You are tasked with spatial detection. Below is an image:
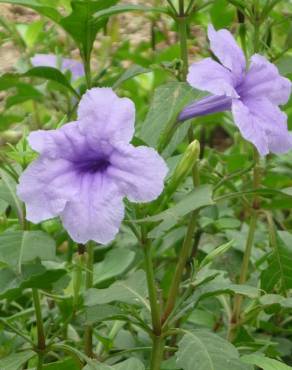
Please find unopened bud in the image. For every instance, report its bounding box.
[168,140,200,193]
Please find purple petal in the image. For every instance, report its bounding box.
[267,131,292,154]
[232,100,269,156]
[61,57,85,80]
[242,97,288,134]
[238,54,291,105]
[179,95,232,122]
[31,54,58,69]
[208,24,246,82]
[31,53,84,81]
[107,143,168,202]
[242,97,292,155]
[60,176,124,244]
[17,157,78,223]
[232,98,292,156]
[28,122,89,160]
[187,58,239,98]
[77,88,135,144]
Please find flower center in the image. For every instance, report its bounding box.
[74,157,111,174]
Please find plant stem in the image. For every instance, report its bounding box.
[162,213,196,324]
[84,56,91,89]
[84,241,94,358]
[37,353,44,370]
[32,288,46,351]
[177,0,188,80]
[144,241,161,335]
[231,212,257,322]
[142,235,164,370]
[150,334,165,370]
[228,149,261,341]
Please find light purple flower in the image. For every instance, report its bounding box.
[179,25,292,156]
[17,88,168,244]
[31,54,84,81]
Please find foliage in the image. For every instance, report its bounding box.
[0,0,292,370]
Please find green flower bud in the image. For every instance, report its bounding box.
[168,140,200,193]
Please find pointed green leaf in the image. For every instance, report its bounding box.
[0,350,36,370]
[241,354,292,370]
[0,230,56,273]
[85,270,149,310]
[176,330,253,370]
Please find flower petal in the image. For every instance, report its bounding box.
[239,54,291,105]
[243,97,292,154]
[31,54,84,81]
[207,24,246,81]
[187,58,238,98]
[77,88,135,143]
[232,100,269,156]
[31,54,58,68]
[60,175,124,244]
[179,95,232,122]
[28,122,88,160]
[107,144,168,202]
[17,157,78,223]
[243,97,288,134]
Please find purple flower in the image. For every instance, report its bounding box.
[17,88,168,244]
[31,54,84,81]
[179,25,292,156]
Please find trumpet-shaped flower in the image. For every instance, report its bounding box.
[17,88,168,244]
[31,54,84,81]
[179,25,292,156]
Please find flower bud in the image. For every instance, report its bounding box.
[168,140,200,193]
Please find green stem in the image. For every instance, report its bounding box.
[162,213,196,324]
[231,212,258,320]
[150,335,165,370]
[177,0,188,80]
[37,353,44,370]
[84,57,91,89]
[228,148,261,341]
[32,288,46,370]
[144,242,161,336]
[142,235,164,370]
[84,242,94,358]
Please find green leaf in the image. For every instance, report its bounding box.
[23,67,79,97]
[113,64,151,89]
[176,330,253,370]
[0,230,56,273]
[0,350,36,370]
[210,0,235,28]
[147,185,213,238]
[0,261,66,299]
[84,358,145,370]
[139,82,201,154]
[0,0,61,22]
[85,304,124,325]
[43,358,81,370]
[241,354,292,370]
[277,56,292,76]
[60,0,118,60]
[85,270,149,310]
[0,169,24,223]
[261,231,292,293]
[259,294,292,309]
[94,4,170,19]
[94,248,135,285]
